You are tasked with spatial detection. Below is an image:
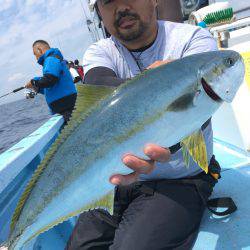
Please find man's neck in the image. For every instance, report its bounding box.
[129,39,155,52]
[120,22,158,52]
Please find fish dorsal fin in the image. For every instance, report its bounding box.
[10,84,115,233]
[180,129,209,173]
[60,84,115,138]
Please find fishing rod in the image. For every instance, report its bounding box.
[0,86,25,99]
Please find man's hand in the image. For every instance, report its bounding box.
[147,60,173,70]
[109,144,170,186]
[0,246,8,250]
[25,81,33,89]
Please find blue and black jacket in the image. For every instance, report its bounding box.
[32,48,77,114]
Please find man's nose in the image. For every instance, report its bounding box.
[115,0,132,13]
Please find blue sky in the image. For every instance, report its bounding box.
[0,0,93,105]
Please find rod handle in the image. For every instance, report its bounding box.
[13,86,25,93]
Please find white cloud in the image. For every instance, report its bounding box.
[8,73,25,82]
[25,0,44,7]
[0,0,15,12]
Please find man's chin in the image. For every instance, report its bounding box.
[117,28,143,42]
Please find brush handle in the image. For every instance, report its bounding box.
[188,2,230,24]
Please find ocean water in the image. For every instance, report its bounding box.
[0,95,52,154]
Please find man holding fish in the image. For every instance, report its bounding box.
[66,0,228,249]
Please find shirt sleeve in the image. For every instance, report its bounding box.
[32,76,44,94]
[183,28,218,57]
[82,42,116,75]
[84,66,125,87]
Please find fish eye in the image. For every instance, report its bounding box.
[225,58,235,67]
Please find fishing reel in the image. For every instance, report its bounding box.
[25,89,37,99]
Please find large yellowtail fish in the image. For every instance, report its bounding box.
[5,50,245,249]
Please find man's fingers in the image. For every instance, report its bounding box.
[144,143,170,162]
[147,60,173,69]
[109,144,171,186]
[122,154,155,174]
[109,172,139,186]
[121,144,170,175]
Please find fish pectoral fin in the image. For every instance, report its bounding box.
[180,129,209,173]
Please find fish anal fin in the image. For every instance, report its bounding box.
[23,191,114,247]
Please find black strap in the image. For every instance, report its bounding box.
[189,155,237,217]
[169,118,211,154]
[207,197,237,216]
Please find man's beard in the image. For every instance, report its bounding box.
[114,10,148,42]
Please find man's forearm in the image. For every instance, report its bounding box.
[84,67,126,87]
[32,74,59,88]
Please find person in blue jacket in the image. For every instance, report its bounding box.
[25,40,77,122]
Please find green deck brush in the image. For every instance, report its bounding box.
[198,7,234,28]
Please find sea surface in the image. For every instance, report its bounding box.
[0,96,52,154]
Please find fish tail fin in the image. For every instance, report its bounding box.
[180,129,209,173]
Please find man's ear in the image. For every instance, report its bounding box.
[37,48,42,54]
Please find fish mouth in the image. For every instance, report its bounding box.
[201,77,222,102]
